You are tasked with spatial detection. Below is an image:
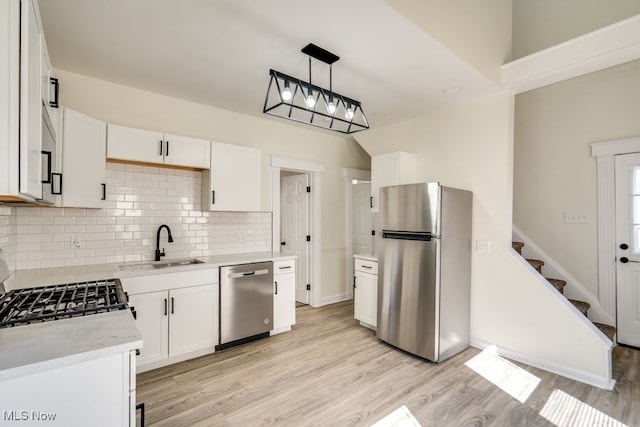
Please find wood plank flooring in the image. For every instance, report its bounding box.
[137,301,640,426]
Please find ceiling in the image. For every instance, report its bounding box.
[38,0,499,134]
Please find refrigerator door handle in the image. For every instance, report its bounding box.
[381,230,435,241]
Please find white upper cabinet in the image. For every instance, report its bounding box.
[19,0,43,200]
[371,151,416,213]
[163,133,211,169]
[1,0,56,203]
[61,108,107,208]
[107,124,210,169]
[202,142,261,212]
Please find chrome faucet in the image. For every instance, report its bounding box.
[155,224,174,261]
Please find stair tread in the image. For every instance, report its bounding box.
[526,258,544,273]
[569,299,591,316]
[512,241,524,255]
[546,278,566,294]
[593,322,617,341]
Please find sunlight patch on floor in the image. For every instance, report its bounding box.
[540,389,627,427]
[372,405,422,427]
[464,345,540,403]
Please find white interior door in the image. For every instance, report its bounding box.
[615,152,640,347]
[281,173,309,304]
[352,182,373,255]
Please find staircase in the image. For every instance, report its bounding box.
[512,241,617,341]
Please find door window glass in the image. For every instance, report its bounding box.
[632,167,640,253]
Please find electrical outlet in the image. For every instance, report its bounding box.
[564,213,592,224]
[476,240,490,253]
[70,236,81,248]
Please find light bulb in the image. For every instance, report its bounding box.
[306,91,316,108]
[345,108,355,120]
[281,81,292,101]
[326,95,336,115]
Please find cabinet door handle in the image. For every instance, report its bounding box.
[51,173,62,195]
[159,140,164,156]
[278,265,291,270]
[370,196,373,208]
[41,151,52,184]
[164,298,168,316]
[353,276,357,289]
[101,183,106,200]
[166,140,169,157]
[361,265,373,269]
[49,78,60,108]
[274,281,278,295]
[171,297,175,314]
[212,190,215,204]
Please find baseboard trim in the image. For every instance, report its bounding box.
[318,293,350,307]
[470,338,615,390]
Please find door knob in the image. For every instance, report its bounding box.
[620,243,629,250]
[619,257,640,263]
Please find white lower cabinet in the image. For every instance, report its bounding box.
[354,256,378,329]
[272,258,296,334]
[0,352,133,427]
[121,268,219,372]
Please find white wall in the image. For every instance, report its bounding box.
[386,0,512,82]
[514,59,640,298]
[355,92,612,388]
[513,0,640,59]
[55,70,371,300]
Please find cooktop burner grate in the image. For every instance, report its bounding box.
[0,279,128,328]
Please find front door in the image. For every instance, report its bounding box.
[615,152,640,347]
[281,173,310,304]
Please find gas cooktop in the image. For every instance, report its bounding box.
[0,279,128,329]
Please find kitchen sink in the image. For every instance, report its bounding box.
[119,258,205,271]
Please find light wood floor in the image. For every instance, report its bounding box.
[137,301,640,426]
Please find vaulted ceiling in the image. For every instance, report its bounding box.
[38,0,499,132]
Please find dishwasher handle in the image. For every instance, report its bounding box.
[227,269,270,279]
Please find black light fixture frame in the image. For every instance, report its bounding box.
[263,43,369,134]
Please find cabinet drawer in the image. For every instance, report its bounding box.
[355,259,378,275]
[274,259,296,274]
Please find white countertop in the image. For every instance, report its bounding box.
[4,251,297,290]
[354,253,378,262]
[0,251,296,381]
[0,310,142,381]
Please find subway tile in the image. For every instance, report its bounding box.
[11,164,272,270]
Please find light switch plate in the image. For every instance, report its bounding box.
[564,213,592,224]
[476,240,490,253]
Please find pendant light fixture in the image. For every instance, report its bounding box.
[263,43,369,134]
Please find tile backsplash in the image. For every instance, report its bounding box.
[13,163,272,270]
[0,207,17,272]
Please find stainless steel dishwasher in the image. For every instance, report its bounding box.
[219,262,274,348]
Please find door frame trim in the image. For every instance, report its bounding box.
[344,168,371,300]
[591,136,640,321]
[271,155,324,307]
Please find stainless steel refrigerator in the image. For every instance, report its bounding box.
[377,182,472,363]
